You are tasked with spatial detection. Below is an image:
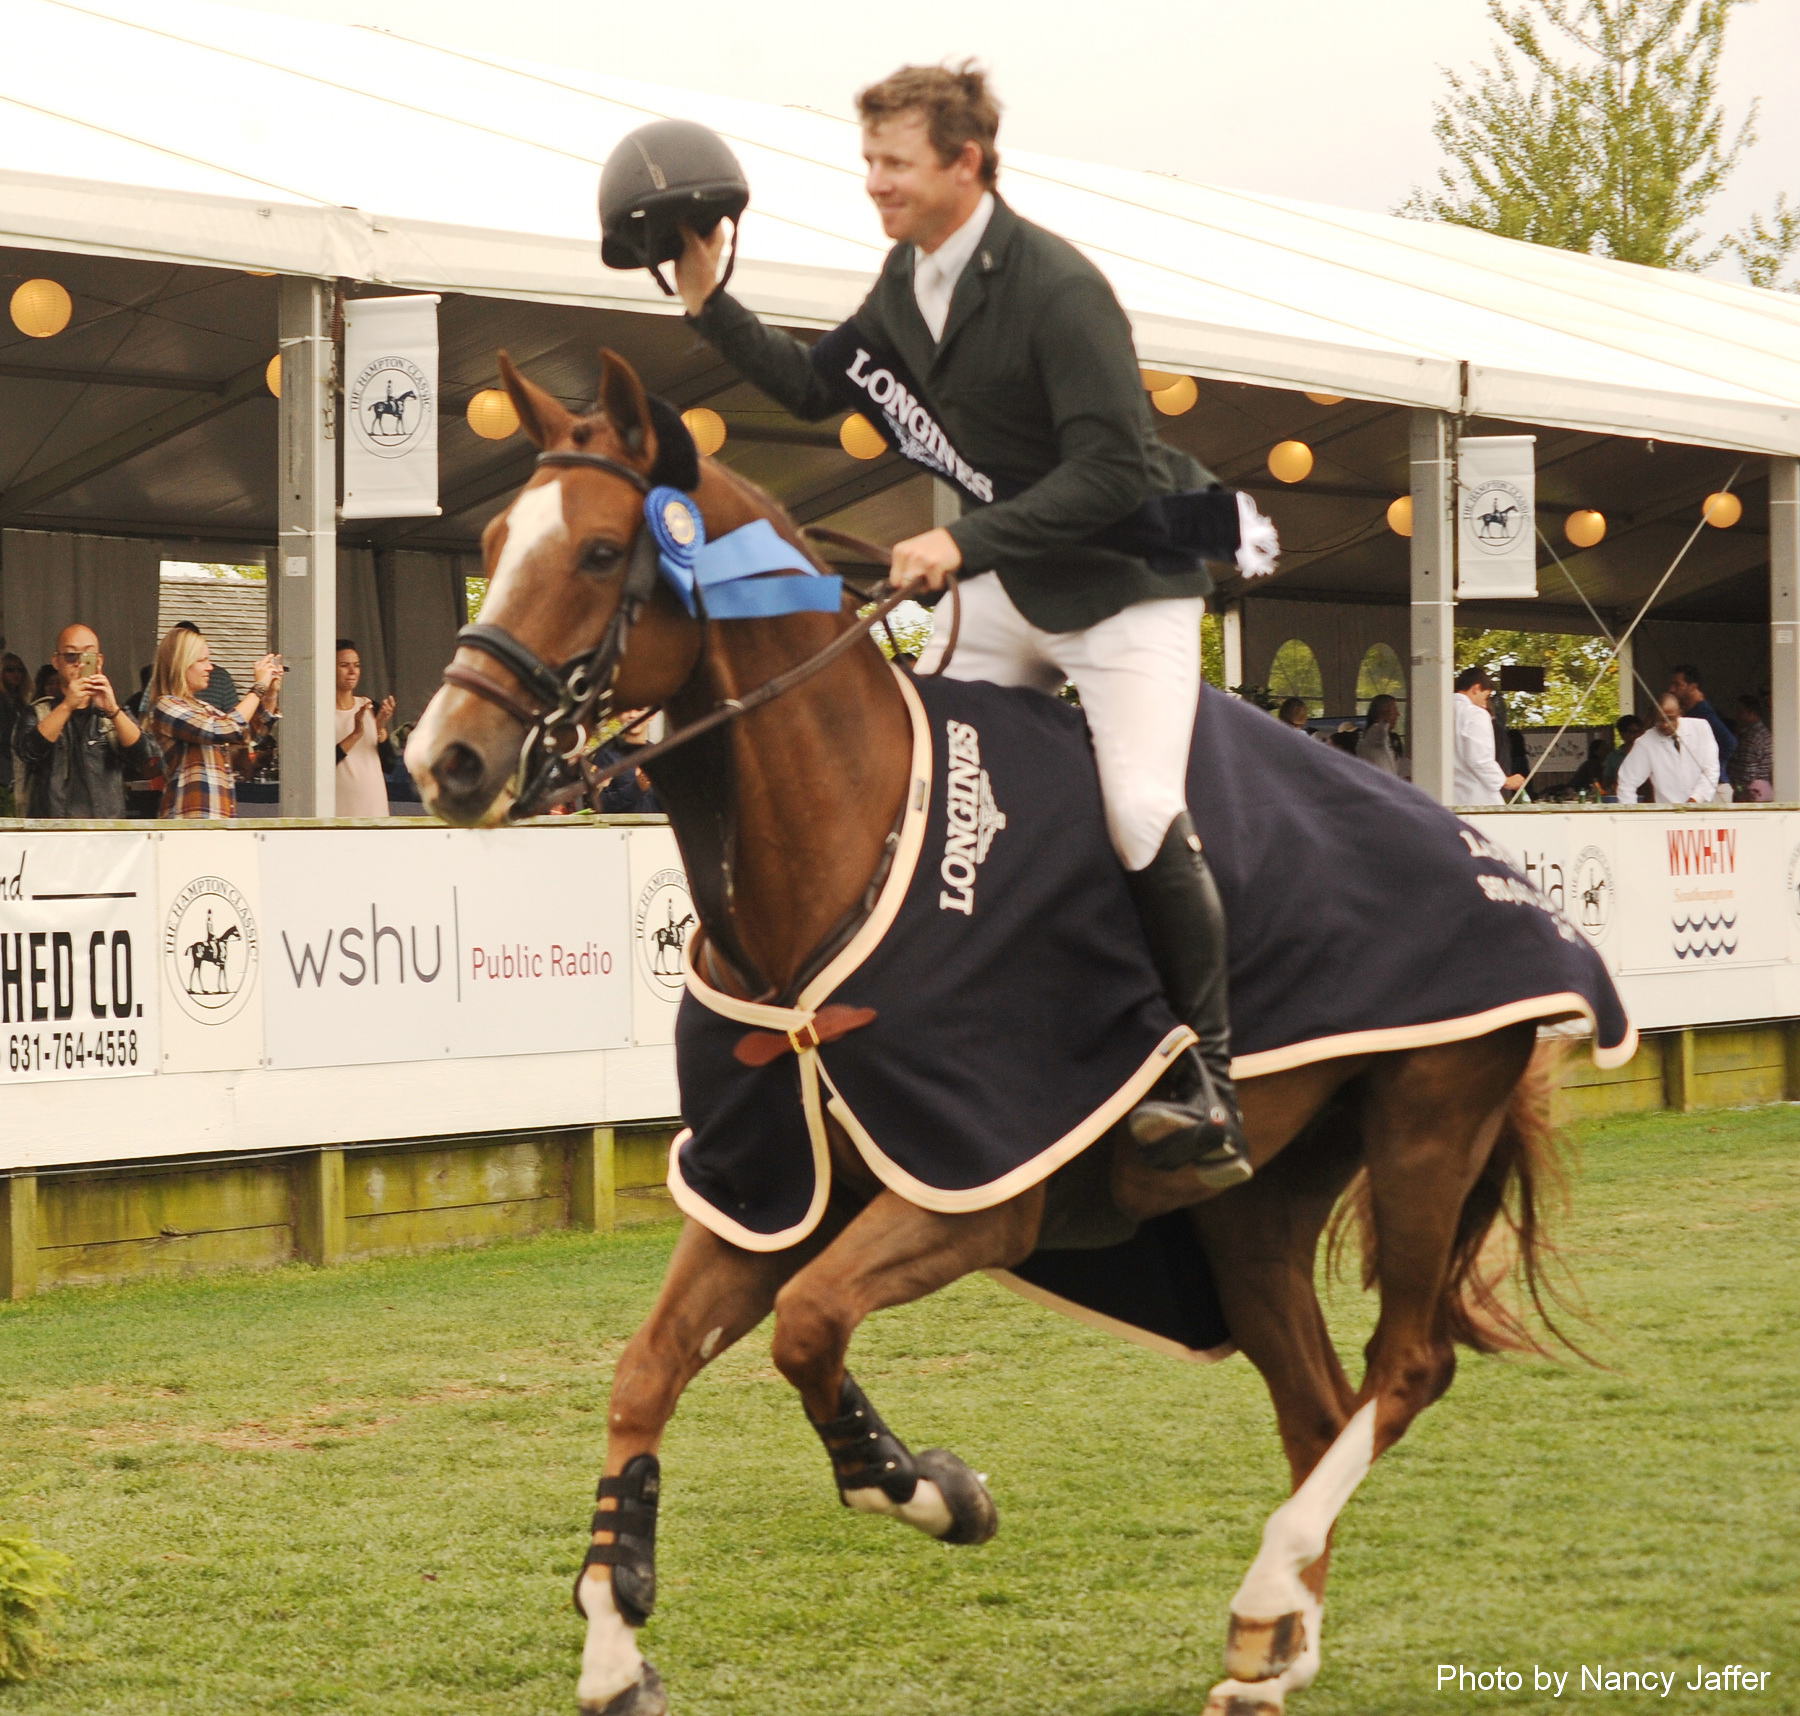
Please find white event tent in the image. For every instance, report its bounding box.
[3,0,1799,808]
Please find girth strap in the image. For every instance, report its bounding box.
[578,1453,661,1626]
[733,1003,878,1067]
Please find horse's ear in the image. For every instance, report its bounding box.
[496,351,572,449]
[598,347,657,469]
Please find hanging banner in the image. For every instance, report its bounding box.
[1457,435,1537,600]
[341,294,441,521]
[0,831,158,1085]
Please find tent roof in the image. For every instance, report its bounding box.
[5,0,1800,457]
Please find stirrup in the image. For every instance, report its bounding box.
[1128,1050,1252,1186]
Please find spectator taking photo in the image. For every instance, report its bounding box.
[11,623,150,819]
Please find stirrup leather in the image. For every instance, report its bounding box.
[808,1373,919,1504]
[577,1453,660,1625]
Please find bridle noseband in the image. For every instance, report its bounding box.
[440,448,922,819]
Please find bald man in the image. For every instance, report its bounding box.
[13,623,149,818]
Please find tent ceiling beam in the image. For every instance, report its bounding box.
[0,358,269,522]
[0,360,227,393]
[787,460,916,526]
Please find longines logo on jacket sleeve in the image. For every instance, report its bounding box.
[164,875,258,1025]
[938,720,1007,916]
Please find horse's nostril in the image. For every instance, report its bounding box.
[433,741,486,799]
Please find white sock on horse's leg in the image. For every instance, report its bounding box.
[576,1571,644,1709]
[844,1476,954,1537]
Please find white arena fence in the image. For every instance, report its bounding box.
[2,810,1797,1174]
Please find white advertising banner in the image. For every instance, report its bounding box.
[627,824,694,1047]
[341,293,441,520]
[1457,434,1537,600]
[0,831,157,1085]
[259,827,632,1069]
[154,829,264,1075]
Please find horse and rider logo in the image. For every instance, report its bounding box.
[349,356,434,459]
[1571,844,1614,943]
[1461,480,1530,553]
[635,868,696,999]
[163,874,259,1025]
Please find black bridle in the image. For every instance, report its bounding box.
[441,449,920,820]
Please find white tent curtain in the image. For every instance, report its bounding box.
[0,529,161,690]
[386,549,469,727]
[334,547,388,703]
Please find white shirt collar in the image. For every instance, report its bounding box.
[913,192,995,340]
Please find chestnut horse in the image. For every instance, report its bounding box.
[408,351,1570,1716]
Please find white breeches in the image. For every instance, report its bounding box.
[916,573,1202,872]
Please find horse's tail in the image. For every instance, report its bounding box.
[1329,1038,1593,1360]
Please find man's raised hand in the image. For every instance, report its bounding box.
[675,223,730,317]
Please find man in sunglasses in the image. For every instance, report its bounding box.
[12,622,150,818]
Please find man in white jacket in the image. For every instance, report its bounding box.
[1453,667,1526,805]
[1615,694,1720,804]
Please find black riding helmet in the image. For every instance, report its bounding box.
[599,120,748,296]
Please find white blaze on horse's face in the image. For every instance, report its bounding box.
[491,477,567,594]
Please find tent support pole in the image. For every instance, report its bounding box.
[277,276,338,819]
[1771,457,1800,804]
[1409,409,1457,804]
[1220,599,1243,692]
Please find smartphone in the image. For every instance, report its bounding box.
[77,648,98,677]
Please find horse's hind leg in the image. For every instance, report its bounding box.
[1204,1028,1536,1716]
[577,1219,797,1716]
[769,1185,1042,1546]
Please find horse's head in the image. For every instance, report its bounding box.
[408,348,703,826]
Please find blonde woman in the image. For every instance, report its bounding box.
[146,625,283,818]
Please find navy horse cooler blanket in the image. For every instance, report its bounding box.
[668,670,1634,1362]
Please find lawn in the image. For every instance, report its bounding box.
[0,1106,1796,1716]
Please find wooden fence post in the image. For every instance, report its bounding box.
[1,1172,40,1301]
[295,1148,347,1266]
[1786,1022,1800,1103]
[571,1127,616,1233]
[1663,1029,1697,1114]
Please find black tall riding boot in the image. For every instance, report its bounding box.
[1124,812,1253,1188]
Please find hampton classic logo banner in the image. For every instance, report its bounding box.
[1456,435,1537,601]
[341,293,442,521]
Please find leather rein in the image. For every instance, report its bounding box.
[440,449,954,819]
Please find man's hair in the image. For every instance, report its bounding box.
[1618,713,1645,734]
[856,62,1001,187]
[336,638,359,654]
[1454,667,1492,693]
[1670,663,1701,684]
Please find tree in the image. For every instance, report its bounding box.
[1455,627,1622,726]
[1400,0,1798,288]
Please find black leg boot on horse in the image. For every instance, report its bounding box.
[1125,811,1253,1188]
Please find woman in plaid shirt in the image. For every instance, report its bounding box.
[146,626,284,818]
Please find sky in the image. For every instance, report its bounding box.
[223,0,1799,256]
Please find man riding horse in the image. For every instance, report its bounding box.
[660,63,1252,1190]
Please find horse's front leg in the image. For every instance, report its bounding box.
[577,1218,795,1716]
[769,1185,1042,1546]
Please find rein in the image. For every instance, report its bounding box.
[441,450,936,818]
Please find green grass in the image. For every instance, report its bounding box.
[1,1107,1796,1716]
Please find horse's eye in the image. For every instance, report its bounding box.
[580,541,624,576]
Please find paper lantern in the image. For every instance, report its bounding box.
[1268,440,1314,483]
[839,414,887,460]
[10,278,72,339]
[265,353,282,398]
[1702,491,1742,529]
[242,269,277,278]
[1565,509,1606,548]
[1151,375,1198,415]
[1304,391,1344,406]
[1140,368,1181,392]
[681,406,727,457]
[467,389,521,440]
[1386,495,1413,537]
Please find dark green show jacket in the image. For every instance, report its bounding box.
[688,195,1216,634]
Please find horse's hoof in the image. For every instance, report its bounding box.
[1225,1610,1308,1682]
[580,1663,667,1716]
[1204,1678,1285,1716]
[915,1448,998,1546]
